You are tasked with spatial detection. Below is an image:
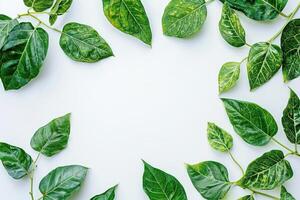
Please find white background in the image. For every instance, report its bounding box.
[1,0,300,199]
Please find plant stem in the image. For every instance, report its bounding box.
[28,153,41,200]
[245,43,252,48]
[251,189,280,200]
[272,138,295,153]
[228,151,245,175]
[240,57,248,64]
[29,174,35,200]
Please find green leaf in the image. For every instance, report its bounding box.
[280,186,295,200]
[162,0,207,38]
[247,42,283,90]
[24,0,55,12]
[220,0,288,21]
[0,15,18,49]
[90,185,117,200]
[281,19,300,81]
[60,22,113,63]
[238,150,293,190]
[187,161,231,200]
[222,98,278,146]
[218,62,240,94]
[39,165,88,200]
[219,2,245,47]
[143,160,187,200]
[0,22,49,90]
[102,0,152,45]
[238,195,255,200]
[207,122,233,152]
[0,142,32,179]
[49,0,73,25]
[282,89,300,145]
[30,113,71,157]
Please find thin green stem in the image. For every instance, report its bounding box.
[29,174,34,200]
[272,138,295,153]
[251,189,280,200]
[245,43,252,48]
[240,57,248,64]
[205,0,215,4]
[28,153,41,200]
[279,12,289,18]
[228,151,245,175]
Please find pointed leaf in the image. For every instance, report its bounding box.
[0,15,18,49]
[24,0,55,12]
[90,185,117,200]
[218,62,240,94]
[280,186,295,200]
[238,195,255,200]
[207,122,233,152]
[49,0,73,25]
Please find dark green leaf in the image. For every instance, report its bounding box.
[238,150,293,190]
[0,15,18,49]
[143,160,187,200]
[39,165,88,200]
[0,142,32,179]
[238,195,255,200]
[247,42,283,90]
[220,0,288,21]
[187,161,231,200]
[30,113,71,157]
[49,0,73,25]
[281,19,300,81]
[218,62,240,94]
[90,185,117,200]
[162,0,207,38]
[24,0,55,12]
[0,22,49,90]
[60,22,113,63]
[219,2,245,47]
[207,122,233,152]
[102,0,152,45]
[280,186,295,200]
[222,98,278,146]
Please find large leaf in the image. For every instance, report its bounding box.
[39,165,88,200]
[238,150,293,190]
[0,22,49,90]
[219,2,245,47]
[0,15,18,49]
[0,142,32,179]
[220,0,288,21]
[218,62,240,94]
[280,186,295,200]
[162,0,207,38]
[49,0,73,25]
[281,19,300,81]
[207,122,233,152]
[102,0,152,45]
[187,161,231,200]
[247,42,283,90]
[222,98,278,146]
[23,0,55,12]
[60,22,113,63]
[143,161,187,200]
[238,195,254,200]
[30,113,71,157]
[90,185,117,200]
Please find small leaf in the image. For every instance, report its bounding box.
[238,150,293,190]
[207,122,233,152]
[247,42,283,90]
[90,185,117,200]
[238,195,255,200]
[0,15,18,49]
[60,22,113,63]
[0,22,49,90]
[187,161,231,200]
[222,98,278,146]
[49,0,73,25]
[0,142,32,179]
[23,0,55,12]
[219,2,245,47]
[281,19,300,81]
[30,113,71,157]
[280,186,295,200]
[39,165,88,200]
[102,0,152,45]
[162,0,207,38]
[218,62,240,94]
[143,160,187,200]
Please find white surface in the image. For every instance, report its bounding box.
[1,0,300,199]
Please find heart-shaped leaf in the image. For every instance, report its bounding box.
[49,0,73,25]
[90,185,117,200]
[238,195,255,200]
[218,62,240,94]
[0,15,18,49]
[280,186,295,200]
[207,122,233,152]
[23,0,55,12]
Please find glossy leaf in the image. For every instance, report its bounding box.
[49,0,73,25]
[0,15,18,49]
[219,2,245,47]
[187,161,231,200]
[207,122,233,152]
[0,142,32,179]
[162,0,207,38]
[39,165,88,200]
[90,185,117,200]
[143,161,187,200]
[220,0,288,21]
[0,22,49,90]
[238,195,255,200]
[218,62,240,94]
[281,19,300,81]
[280,186,295,200]
[24,0,55,12]
[60,22,113,63]
[222,98,278,146]
[102,0,152,45]
[30,113,71,157]
[247,42,283,90]
[238,150,293,190]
